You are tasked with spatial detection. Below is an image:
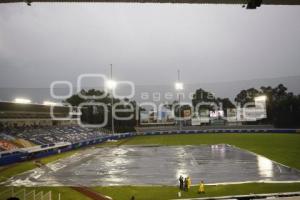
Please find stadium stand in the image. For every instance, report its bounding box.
[14,138,36,148]
[0,125,109,145]
[0,140,18,151]
[0,101,113,152]
[0,101,74,128]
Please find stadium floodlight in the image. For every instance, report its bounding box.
[14,98,31,104]
[106,79,117,90]
[43,101,57,106]
[175,82,184,91]
[107,64,117,134]
[175,70,184,130]
[255,95,267,102]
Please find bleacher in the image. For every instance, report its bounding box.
[0,125,110,146]
[0,101,115,152]
[0,140,18,151]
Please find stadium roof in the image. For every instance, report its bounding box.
[0,101,71,120]
[1,0,300,5]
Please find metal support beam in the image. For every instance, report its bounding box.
[1,0,300,6]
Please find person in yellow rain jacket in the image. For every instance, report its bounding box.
[187,177,192,191]
[198,180,205,194]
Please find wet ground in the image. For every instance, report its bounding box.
[4,144,300,186]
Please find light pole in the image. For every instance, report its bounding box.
[106,64,117,134]
[14,98,32,104]
[175,70,183,130]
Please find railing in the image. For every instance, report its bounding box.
[0,188,58,200]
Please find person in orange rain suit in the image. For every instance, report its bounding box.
[187,177,192,191]
[198,180,205,194]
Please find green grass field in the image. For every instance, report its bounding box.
[0,186,91,200]
[122,133,300,169]
[0,148,84,183]
[1,133,300,200]
[94,183,300,200]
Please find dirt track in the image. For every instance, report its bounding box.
[71,186,112,200]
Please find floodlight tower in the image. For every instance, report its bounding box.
[43,101,57,106]
[175,70,183,130]
[106,64,117,134]
[14,98,32,104]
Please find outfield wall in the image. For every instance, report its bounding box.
[0,129,299,166]
[141,128,300,135]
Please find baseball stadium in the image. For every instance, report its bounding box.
[1,1,300,200]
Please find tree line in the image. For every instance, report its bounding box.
[65,84,300,130]
[234,84,300,128]
[65,89,139,132]
[192,84,300,128]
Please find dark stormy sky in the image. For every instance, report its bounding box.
[0,3,300,102]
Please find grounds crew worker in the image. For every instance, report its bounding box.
[198,180,205,194]
[184,178,188,191]
[187,177,191,191]
[179,175,184,190]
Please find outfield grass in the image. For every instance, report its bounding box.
[0,148,83,182]
[91,133,300,200]
[94,183,300,200]
[0,186,91,200]
[122,133,300,170]
[1,133,300,200]
[0,140,126,183]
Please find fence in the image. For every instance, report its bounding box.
[0,188,60,200]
